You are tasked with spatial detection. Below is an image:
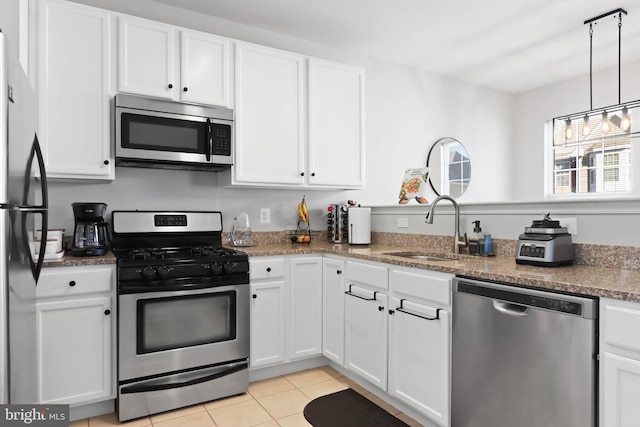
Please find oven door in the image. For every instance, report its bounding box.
[118,283,249,382]
[115,107,233,166]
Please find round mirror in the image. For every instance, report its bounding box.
[426,137,471,198]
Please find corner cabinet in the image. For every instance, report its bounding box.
[322,256,346,365]
[307,59,364,188]
[34,0,115,180]
[224,44,365,189]
[289,256,323,360]
[36,265,116,406]
[118,16,230,107]
[600,298,640,427]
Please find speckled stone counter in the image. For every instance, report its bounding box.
[44,232,640,302]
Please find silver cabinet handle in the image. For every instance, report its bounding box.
[493,300,529,317]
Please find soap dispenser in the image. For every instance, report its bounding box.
[469,220,483,255]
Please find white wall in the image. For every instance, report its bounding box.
[48,0,514,234]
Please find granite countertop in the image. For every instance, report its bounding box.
[44,241,640,303]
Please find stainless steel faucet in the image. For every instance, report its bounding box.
[425,195,469,254]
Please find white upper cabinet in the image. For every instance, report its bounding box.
[180,30,230,106]
[118,16,230,107]
[35,0,115,180]
[231,42,305,186]
[225,43,365,189]
[308,59,364,188]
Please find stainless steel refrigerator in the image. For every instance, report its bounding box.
[0,30,48,404]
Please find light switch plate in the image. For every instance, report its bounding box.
[397,218,409,228]
[559,217,577,235]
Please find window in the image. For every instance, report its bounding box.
[441,141,470,197]
[549,107,636,197]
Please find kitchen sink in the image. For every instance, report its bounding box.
[382,251,457,261]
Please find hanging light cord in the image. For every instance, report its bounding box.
[589,23,593,110]
[618,12,622,104]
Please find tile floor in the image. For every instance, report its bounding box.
[71,366,422,427]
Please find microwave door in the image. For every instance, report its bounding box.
[116,108,211,164]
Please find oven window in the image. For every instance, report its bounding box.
[121,113,207,153]
[137,291,236,354]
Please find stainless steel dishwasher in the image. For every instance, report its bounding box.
[452,277,598,427]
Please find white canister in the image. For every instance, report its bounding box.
[348,207,371,245]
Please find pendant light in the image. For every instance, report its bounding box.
[556,8,635,138]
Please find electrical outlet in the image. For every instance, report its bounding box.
[259,208,270,224]
[397,218,409,228]
[559,217,578,235]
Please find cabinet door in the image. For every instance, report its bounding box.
[289,257,323,360]
[389,297,450,426]
[180,30,230,107]
[323,257,345,365]
[603,352,640,427]
[308,59,364,188]
[37,0,114,179]
[344,286,388,390]
[118,16,176,99]
[37,296,112,405]
[250,281,287,368]
[233,43,305,185]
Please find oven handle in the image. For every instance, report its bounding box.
[120,361,248,394]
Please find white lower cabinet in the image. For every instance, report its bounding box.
[289,256,323,360]
[344,260,389,390]
[36,265,115,406]
[249,257,287,368]
[345,284,388,390]
[601,298,640,427]
[322,257,345,365]
[388,297,450,426]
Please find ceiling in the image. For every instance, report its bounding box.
[151,0,640,94]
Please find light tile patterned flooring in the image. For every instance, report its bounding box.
[71,366,422,427]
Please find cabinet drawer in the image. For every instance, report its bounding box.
[346,261,388,290]
[37,266,114,298]
[390,268,452,306]
[250,258,286,280]
[603,300,640,352]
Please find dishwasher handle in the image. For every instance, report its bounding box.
[493,300,529,316]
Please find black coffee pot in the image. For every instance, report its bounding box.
[71,202,110,256]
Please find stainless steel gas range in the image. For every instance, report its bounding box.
[111,211,249,422]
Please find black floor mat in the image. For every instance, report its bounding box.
[303,388,410,427]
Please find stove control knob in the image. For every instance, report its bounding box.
[156,265,171,278]
[223,262,237,274]
[141,266,156,280]
[210,263,223,274]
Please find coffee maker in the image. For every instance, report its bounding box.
[71,202,110,256]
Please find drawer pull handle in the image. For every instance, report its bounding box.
[378,306,384,312]
[104,309,111,315]
[266,267,271,272]
[252,294,257,299]
[69,281,76,287]
[336,270,342,275]
[395,299,440,321]
[344,285,377,301]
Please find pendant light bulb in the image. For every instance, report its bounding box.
[621,106,631,131]
[602,111,610,134]
[582,114,591,136]
[564,119,573,140]
[564,119,573,139]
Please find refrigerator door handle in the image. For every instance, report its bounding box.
[21,134,48,283]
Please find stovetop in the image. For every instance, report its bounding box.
[114,245,245,264]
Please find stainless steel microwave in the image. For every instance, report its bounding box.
[115,94,234,171]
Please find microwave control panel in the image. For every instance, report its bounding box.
[211,124,232,156]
